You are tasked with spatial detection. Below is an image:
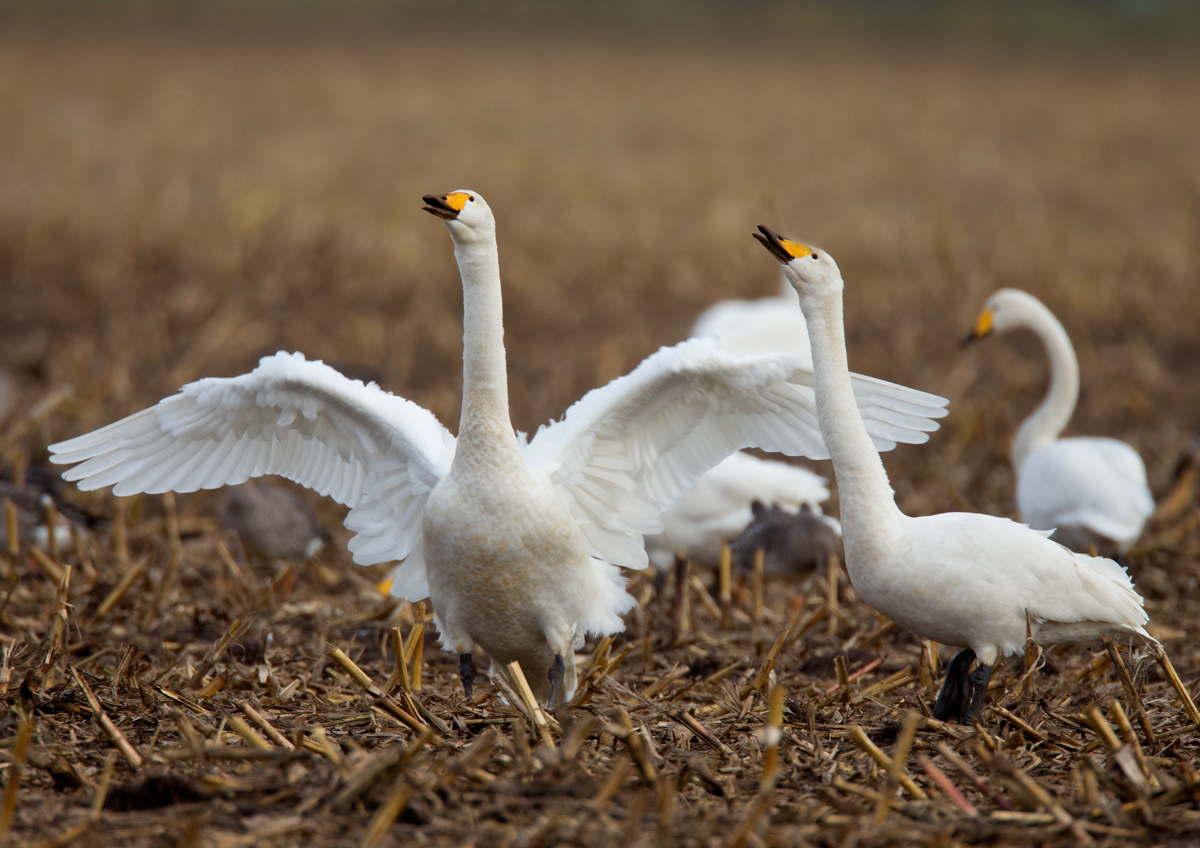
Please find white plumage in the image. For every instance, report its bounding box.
[755,226,1154,724]
[966,289,1154,553]
[50,190,949,704]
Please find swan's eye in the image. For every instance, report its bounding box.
[811,253,819,260]
[468,196,475,202]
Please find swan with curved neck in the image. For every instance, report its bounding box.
[755,226,1154,724]
[48,191,952,705]
[964,289,1153,554]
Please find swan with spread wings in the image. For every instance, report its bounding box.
[51,191,948,703]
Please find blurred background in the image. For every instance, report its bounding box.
[2,0,1199,528]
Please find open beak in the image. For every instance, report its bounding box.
[422,192,468,220]
[754,225,814,263]
[960,309,995,348]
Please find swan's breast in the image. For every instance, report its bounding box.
[422,467,591,652]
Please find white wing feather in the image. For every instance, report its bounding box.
[524,338,948,571]
[50,352,456,597]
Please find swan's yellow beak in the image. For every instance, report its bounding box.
[422,192,470,220]
[961,308,995,347]
[754,225,814,264]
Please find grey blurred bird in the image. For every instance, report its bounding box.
[730,500,842,580]
[220,481,328,561]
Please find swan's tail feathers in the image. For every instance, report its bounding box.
[1133,625,1159,647]
[1080,551,1138,590]
[1073,550,1155,638]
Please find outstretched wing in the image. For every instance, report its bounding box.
[50,352,456,596]
[523,338,947,570]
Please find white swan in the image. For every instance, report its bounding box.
[47,190,951,705]
[754,226,1155,724]
[964,289,1154,555]
[691,273,812,363]
[646,273,827,569]
[645,451,831,570]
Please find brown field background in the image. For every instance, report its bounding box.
[3,15,1200,848]
[4,27,1200,517]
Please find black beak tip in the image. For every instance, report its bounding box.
[422,194,457,219]
[753,225,792,264]
[959,332,980,349]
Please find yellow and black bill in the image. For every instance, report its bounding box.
[422,192,470,220]
[754,225,815,264]
[961,308,995,347]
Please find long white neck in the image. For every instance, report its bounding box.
[451,231,518,460]
[1010,301,1079,468]
[798,285,905,570]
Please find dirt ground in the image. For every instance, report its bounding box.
[2,20,1200,848]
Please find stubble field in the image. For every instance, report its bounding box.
[2,23,1200,848]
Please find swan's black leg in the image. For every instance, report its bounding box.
[932,648,976,723]
[548,654,566,706]
[962,662,993,726]
[459,653,475,699]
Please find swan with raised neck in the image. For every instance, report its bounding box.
[42,189,957,707]
[420,190,594,704]
[755,226,1155,724]
[750,229,901,575]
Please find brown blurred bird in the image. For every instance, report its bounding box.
[730,500,842,580]
[220,481,328,561]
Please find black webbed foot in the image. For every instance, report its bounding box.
[962,662,993,725]
[932,648,977,723]
[548,654,566,707]
[459,653,475,699]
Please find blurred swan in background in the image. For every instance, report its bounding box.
[691,273,812,362]
[757,227,1154,725]
[0,466,94,553]
[964,289,1154,556]
[49,191,949,704]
